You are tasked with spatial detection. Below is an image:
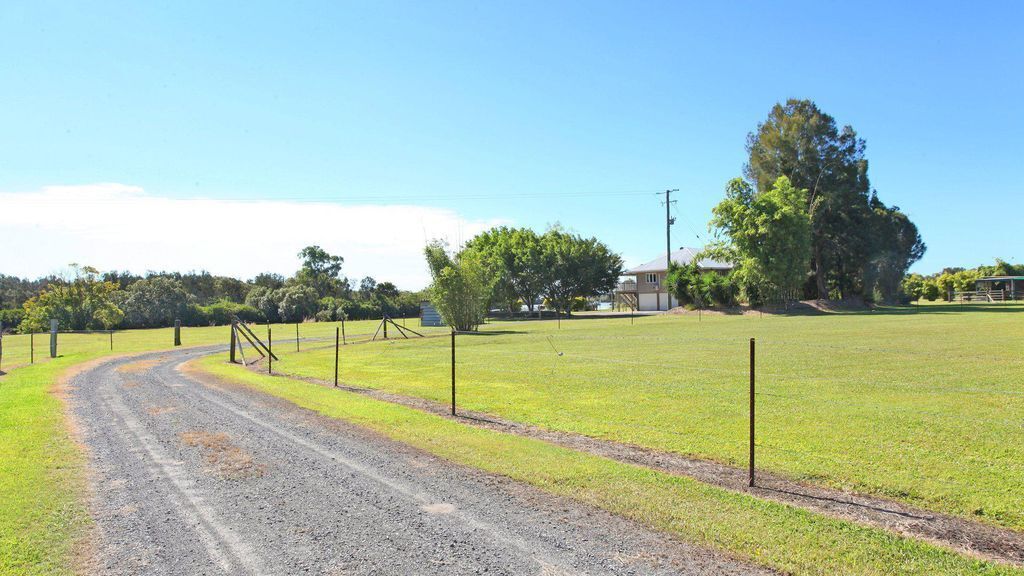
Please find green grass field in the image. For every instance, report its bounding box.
[197,353,1021,576]
[2,307,1020,574]
[263,305,1024,531]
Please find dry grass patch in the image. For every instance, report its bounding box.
[116,358,164,374]
[180,430,264,479]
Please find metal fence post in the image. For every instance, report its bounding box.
[450,330,456,416]
[749,337,756,487]
[334,327,340,387]
[268,328,273,375]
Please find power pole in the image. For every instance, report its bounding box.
[658,189,679,270]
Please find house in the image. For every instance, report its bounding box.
[615,247,732,311]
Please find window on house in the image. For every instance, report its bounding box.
[646,273,658,285]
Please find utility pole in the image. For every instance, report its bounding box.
[658,189,679,271]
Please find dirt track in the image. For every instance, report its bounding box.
[68,348,770,575]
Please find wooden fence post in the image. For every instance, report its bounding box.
[50,319,58,358]
[334,327,340,387]
[174,319,181,346]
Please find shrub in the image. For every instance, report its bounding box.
[196,300,261,325]
[704,272,738,307]
[0,309,24,331]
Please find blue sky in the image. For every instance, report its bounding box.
[2,1,1021,288]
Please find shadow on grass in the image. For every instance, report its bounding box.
[459,330,526,336]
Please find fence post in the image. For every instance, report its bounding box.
[174,319,181,346]
[383,316,388,339]
[50,319,58,358]
[109,330,113,351]
[268,328,273,375]
[749,337,756,487]
[229,323,237,363]
[450,330,456,416]
[296,322,300,352]
[334,327,340,387]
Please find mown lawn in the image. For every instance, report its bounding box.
[264,304,1024,531]
[196,354,1023,576]
[0,358,90,575]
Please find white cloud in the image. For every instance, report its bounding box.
[0,183,507,289]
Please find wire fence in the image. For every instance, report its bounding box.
[239,313,1023,525]
[2,311,1021,525]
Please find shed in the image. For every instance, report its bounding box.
[973,276,1023,301]
[420,301,445,327]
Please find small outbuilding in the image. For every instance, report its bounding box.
[973,276,1023,301]
[420,301,445,327]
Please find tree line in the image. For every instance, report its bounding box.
[695,99,926,305]
[903,260,1023,301]
[424,226,623,331]
[0,246,425,333]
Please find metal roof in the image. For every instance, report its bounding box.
[625,247,733,274]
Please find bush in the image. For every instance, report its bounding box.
[339,300,381,321]
[704,272,738,307]
[0,309,24,331]
[196,300,261,326]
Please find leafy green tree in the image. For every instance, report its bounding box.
[745,99,878,299]
[20,265,123,331]
[276,285,319,323]
[539,230,622,316]
[252,272,285,290]
[901,273,926,301]
[296,245,345,298]
[864,196,926,302]
[464,227,550,316]
[710,176,811,301]
[119,276,193,328]
[244,285,281,322]
[424,241,492,331]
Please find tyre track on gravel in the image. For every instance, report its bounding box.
[70,347,770,575]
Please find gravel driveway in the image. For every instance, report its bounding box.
[68,348,769,575]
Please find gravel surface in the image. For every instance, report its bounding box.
[69,348,770,575]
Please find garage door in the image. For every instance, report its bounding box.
[638,293,659,311]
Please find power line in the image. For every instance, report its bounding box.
[10,188,666,204]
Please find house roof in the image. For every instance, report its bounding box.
[977,276,1024,281]
[625,247,733,274]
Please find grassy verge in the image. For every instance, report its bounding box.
[196,354,1022,576]
[0,358,92,575]
[262,307,1024,531]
